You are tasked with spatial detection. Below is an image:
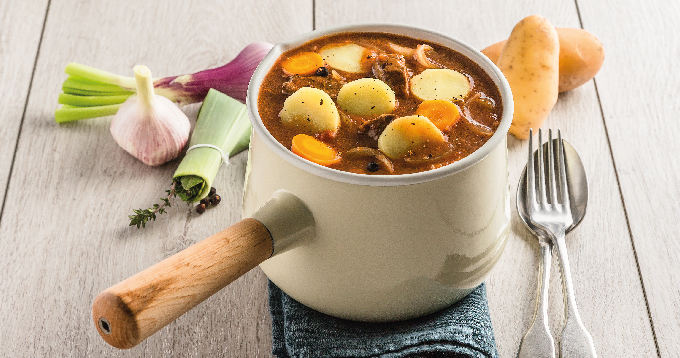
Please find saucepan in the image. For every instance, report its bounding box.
[92,23,514,349]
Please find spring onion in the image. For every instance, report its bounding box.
[57,42,273,121]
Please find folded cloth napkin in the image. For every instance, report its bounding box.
[269,281,498,358]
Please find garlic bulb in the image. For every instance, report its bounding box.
[110,65,190,166]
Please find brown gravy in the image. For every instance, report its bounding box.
[258,32,502,175]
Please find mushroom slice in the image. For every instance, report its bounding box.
[337,78,396,116]
[319,43,368,73]
[410,69,471,101]
[345,147,395,173]
[279,87,340,134]
[378,115,446,159]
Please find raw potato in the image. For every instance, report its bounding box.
[480,42,504,64]
[482,27,604,92]
[410,69,471,101]
[319,43,367,73]
[279,87,340,134]
[337,78,396,116]
[378,115,446,159]
[498,15,560,139]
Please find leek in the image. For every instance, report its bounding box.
[172,89,251,202]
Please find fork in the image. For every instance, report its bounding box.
[526,129,597,358]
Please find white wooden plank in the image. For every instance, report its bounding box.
[0,1,48,211]
[315,1,656,357]
[0,0,312,356]
[577,0,679,356]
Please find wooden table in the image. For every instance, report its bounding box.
[1,0,676,356]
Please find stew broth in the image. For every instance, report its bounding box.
[258,32,503,175]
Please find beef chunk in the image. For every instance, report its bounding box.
[358,114,397,141]
[282,74,344,99]
[371,53,412,97]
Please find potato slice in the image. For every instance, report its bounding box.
[279,87,340,134]
[378,115,446,159]
[337,78,396,116]
[410,69,471,101]
[319,43,367,73]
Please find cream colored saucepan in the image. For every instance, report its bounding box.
[92,23,514,349]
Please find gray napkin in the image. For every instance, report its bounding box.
[269,281,499,358]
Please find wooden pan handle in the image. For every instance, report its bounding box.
[92,218,273,349]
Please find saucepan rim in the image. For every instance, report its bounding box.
[246,23,513,186]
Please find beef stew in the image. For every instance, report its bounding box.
[257,32,503,175]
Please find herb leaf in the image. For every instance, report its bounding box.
[128,183,177,228]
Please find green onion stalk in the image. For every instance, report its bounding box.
[55,42,273,123]
[128,89,252,228]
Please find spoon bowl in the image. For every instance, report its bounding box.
[517,138,588,236]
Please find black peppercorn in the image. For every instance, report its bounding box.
[315,66,329,77]
[200,198,210,207]
[210,194,221,206]
[367,161,380,172]
[209,187,217,196]
[196,203,206,214]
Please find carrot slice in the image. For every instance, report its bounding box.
[281,52,324,75]
[416,99,461,130]
[291,134,341,166]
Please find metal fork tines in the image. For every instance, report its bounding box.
[527,129,597,358]
[527,129,572,235]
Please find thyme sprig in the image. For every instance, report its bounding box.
[128,176,220,228]
[128,182,178,228]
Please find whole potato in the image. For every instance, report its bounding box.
[482,27,605,92]
[498,15,560,139]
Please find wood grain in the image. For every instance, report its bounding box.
[577,0,680,356]
[315,1,656,357]
[0,1,48,210]
[0,0,311,357]
[0,0,672,357]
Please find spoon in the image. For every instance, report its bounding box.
[516,136,589,358]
